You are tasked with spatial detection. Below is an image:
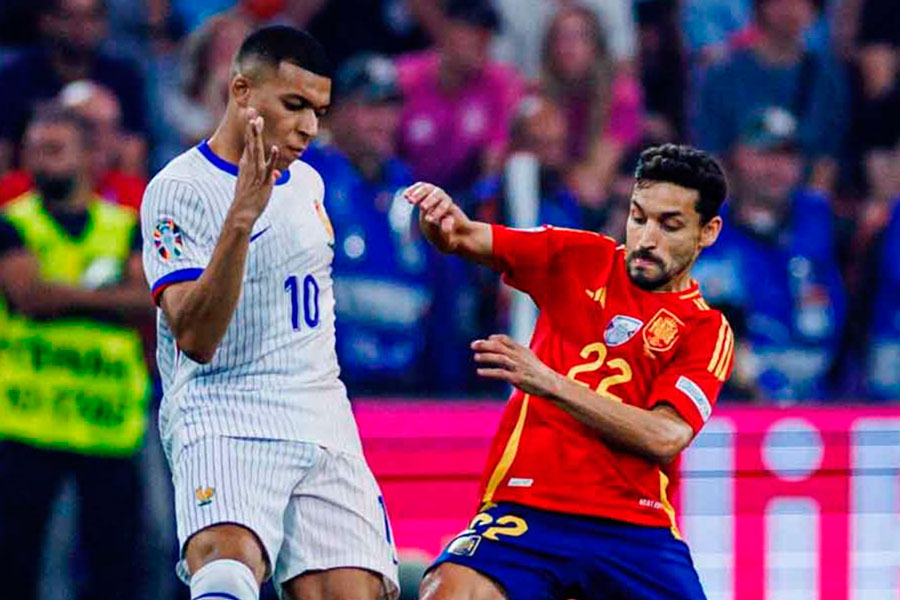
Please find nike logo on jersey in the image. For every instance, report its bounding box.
[250,226,271,243]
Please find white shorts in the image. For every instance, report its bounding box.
[170,436,399,598]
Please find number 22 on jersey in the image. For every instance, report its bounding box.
[566,342,633,403]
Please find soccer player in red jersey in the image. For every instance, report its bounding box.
[406,144,733,600]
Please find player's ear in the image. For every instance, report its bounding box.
[232,74,252,108]
[698,215,722,250]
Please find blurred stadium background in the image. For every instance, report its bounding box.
[1,0,899,598]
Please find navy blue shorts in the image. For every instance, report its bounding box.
[431,502,706,600]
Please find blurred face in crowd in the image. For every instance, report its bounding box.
[757,0,815,43]
[42,0,107,58]
[514,99,568,172]
[63,83,123,175]
[23,120,89,205]
[331,98,401,167]
[546,9,599,84]
[625,182,721,291]
[440,20,492,79]
[232,59,332,172]
[733,145,802,234]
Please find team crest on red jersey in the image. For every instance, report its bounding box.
[643,309,684,352]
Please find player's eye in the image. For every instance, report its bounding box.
[315,107,330,118]
[662,221,683,232]
[630,213,646,224]
[283,99,307,111]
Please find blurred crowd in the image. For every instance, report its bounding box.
[1,0,900,404]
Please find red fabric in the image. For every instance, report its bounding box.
[480,225,733,528]
[0,170,145,211]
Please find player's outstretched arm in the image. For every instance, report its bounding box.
[404,182,494,265]
[159,109,281,364]
[473,334,694,464]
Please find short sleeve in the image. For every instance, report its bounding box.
[491,225,616,305]
[140,177,215,305]
[648,312,734,435]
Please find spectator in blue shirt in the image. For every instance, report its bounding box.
[867,196,900,398]
[692,0,848,190]
[694,107,846,401]
[302,54,434,394]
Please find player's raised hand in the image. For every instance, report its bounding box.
[232,107,281,226]
[472,334,564,398]
[404,182,472,253]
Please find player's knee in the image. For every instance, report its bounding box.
[419,564,507,600]
[185,523,269,584]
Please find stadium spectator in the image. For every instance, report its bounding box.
[307,0,435,69]
[0,104,152,600]
[395,0,523,196]
[0,82,147,210]
[472,95,582,230]
[540,4,643,207]
[866,183,900,398]
[638,0,689,141]
[160,11,252,151]
[493,0,637,79]
[681,0,752,65]
[302,54,434,394]
[693,0,848,191]
[0,0,148,175]
[693,107,846,401]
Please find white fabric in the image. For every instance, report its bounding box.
[189,559,259,600]
[173,436,399,599]
[141,146,362,457]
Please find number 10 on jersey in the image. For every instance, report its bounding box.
[284,274,320,330]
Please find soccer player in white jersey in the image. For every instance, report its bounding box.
[141,26,398,600]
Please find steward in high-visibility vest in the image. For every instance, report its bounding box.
[0,192,151,456]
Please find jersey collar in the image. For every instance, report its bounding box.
[197,140,291,186]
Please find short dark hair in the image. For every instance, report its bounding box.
[635,144,728,224]
[235,25,332,80]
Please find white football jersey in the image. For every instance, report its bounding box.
[141,141,361,456]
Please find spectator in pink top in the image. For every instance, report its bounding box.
[395,0,524,194]
[540,4,643,207]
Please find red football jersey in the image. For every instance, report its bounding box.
[479,225,734,534]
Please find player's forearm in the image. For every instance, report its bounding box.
[546,374,690,464]
[12,280,152,318]
[166,215,252,363]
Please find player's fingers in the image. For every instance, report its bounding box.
[242,114,257,164]
[253,117,267,177]
[419,188,444,213]
[404,182,428,202]
[265,145,280,181]
[476,368,514,382]
[471,339,510,355]
[427,197,453,223]
[440,215,455,234]
[473,352,516,370]
[489,334,518,349]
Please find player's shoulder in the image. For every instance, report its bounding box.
[682,294,731,335]
[291,159,326,199]
[146,146,207,190]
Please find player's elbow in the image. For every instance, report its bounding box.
[176,334,217,364]
[648,425,692,465]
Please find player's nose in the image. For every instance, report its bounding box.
[297,110,319,139]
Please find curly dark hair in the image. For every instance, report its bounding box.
[634,144,728,224]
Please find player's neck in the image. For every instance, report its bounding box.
[207,116,245,166]
[654,268,695,294]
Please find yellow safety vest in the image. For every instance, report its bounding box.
[0,193,150,456]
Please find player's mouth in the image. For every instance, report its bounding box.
[286,145,306,159]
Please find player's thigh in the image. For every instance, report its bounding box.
[283,567,383,600]
[276,448,398,597]
[583,527,707,600]
[172,436,316,583]
[420,563,509,600]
